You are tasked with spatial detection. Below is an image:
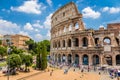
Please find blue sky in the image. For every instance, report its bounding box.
[0,0,120,41]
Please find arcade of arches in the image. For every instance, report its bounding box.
[50,2,120,67]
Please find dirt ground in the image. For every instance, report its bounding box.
[0,68,100,80]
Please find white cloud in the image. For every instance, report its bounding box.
[102,7,109,12]
[11,0,45,14]
[0,19,20,34]
[19,31,29,36]
[44,13,53,29]
[82,7,101,19]
[109,7,120,13]
[46,0,52,6]
[99,25,104,28]
[102,7,120,14]
[24,23,34,31]
[33,20,43,28]
[46,30,50,40]
[35,33,43,41]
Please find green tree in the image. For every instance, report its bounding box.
[0,46,7,59]
[19,53,33,72]
[25,39,35,50]
[42,40,50,53]
[41,42,47,70]
[0,40,2,46]
[7,54,22,74]
[10,46,24,54]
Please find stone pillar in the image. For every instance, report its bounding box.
[88,54,92,66]
[100,54,103,67]
[71,38,74,49]
[72,54,75,63]
[65,39,67,48]
[88,35,92,47]
[72,23,75,31]
[79,54,83,65]
[112,55,116,66]
[79,37,82,47]
[65,54,68,64]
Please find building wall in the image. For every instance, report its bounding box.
[50,2,120,66]
[2,34,30,49]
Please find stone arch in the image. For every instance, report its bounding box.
[92,54,99,65]
[74,38,79,47]
[62,54,66,62]
[58,54,61,63]
[116,54,120,65]
[95,38,99,46]
[68,54,72,65]
[58,40,61,48]
[75,22,79,30]
[82,37,88,47]
[62,40,65,47]
[69,23,72,31]
[64,26,66,32]
[55,54,57,62]
[83,54,89,65]
[68,39,71,47]
[103,37,111,45]
[74,54,79,66]
[104,55,112,65]
[115,37,119,45]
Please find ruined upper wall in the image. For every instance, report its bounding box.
[107,23,120,30]
[51,2,82,28]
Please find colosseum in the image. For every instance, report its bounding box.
[50,2,120,67]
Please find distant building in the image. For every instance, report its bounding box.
[2,34,30,49]
[11,34,30,49]
[50,2,120,66]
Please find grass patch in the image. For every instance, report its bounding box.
[0,61,7,67]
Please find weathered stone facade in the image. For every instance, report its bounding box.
[50,2,120,66]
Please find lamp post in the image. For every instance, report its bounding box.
[6,40,13,80]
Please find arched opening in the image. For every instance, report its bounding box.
[68,39,71,47]
[116,38,119,45]
[58,54,61,63]
[58,41,60,48]
[103,37,111,45]
[93,55,99,65]
[62,54,66,63]
[62,40,65,47]
[116,55,120,65]
[95,38,99,46]
[105,55,112,65]
[83,54,89,65]
[68,54,72,65]
[69,24,72,31]
[64,26,66,32]
[74,38,79,47]
[75,23,79,30]
[55,42,57,48]
[82,37,88,47]
[55,54,57,63]
[75,54,79,66]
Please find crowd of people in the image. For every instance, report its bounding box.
[49,60,120,79]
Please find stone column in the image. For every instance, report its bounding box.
[100,54,103,67]
[72,23,75,31]
[88,54,92,66]
[112,55,116,66]
[79,54,83,65]
[65,39,67,49]
[71,38,74,49]
[79,37,82,47]
[72,53,75,63]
